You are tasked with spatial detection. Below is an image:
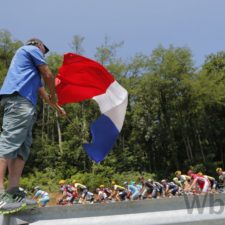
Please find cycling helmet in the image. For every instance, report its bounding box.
[34,186,40,190]
[175,170,181,176]
[216,168,222,173]
[59,180,66,185]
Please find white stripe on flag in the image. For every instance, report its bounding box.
[93,81,128,113]
[93,81,128,131]
[104,98,128,131]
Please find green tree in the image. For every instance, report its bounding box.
[0,29,22,84]
[70,35,85,55]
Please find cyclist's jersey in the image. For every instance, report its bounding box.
[61,184,74,194]
[128,185,139,194]
[103,188,112,196]
[144,181,154,189]
[205,175,215,182]
[113,184,126,191]
[98,190,107,200]
[219,172,225,181]
[167,182,178,189]
[153,182,163,190]
[163,182,177,190]
[136,184,143,191]
[173,177,181,186]
[74,183,87,190]
[35,190,49,198]
[178,175,190,183]
[191,174,209,185]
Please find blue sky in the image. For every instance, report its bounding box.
[1,0,225,67]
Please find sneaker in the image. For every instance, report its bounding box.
[0,192,26,214]
[10,187,37,207]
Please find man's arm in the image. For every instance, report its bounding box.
[188,178,197,190]
[39,87,66,117]
[37,64,57,103]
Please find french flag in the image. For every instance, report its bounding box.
[55,53,128,163]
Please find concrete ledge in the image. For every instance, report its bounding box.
[1,193,225,225]
[27,207,225,225]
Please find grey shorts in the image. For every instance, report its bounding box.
[0,94,37,161]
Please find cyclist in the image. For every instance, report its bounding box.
[58,180,76,205]
[33,186,49,207]
[187,170,210,194]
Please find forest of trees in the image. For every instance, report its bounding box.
[0,29,225,192]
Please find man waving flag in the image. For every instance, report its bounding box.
[55,53,128,163]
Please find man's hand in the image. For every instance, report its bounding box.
[39,87,66,117]
[49,93,57,104]
[53,104,66,117]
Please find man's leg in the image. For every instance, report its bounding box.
[0,158,7,193]
[0,96,36,213]
[7,156,37,208]
[0,157,26,214]
[7,156,25,191]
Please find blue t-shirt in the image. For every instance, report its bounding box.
[0,45,46,105]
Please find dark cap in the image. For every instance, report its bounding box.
[26,38,49,54]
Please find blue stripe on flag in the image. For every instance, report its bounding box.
[83,114,119,163]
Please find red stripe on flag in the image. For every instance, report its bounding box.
[55,53,115,105]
